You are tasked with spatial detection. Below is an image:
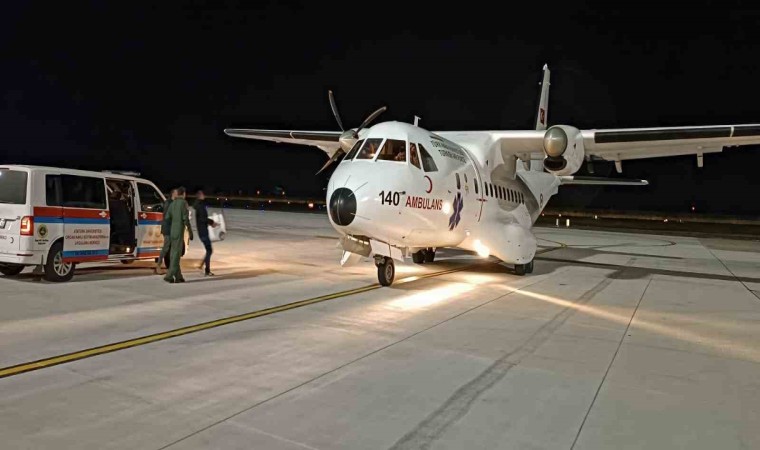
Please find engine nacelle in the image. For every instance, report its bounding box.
[542,125,584,176]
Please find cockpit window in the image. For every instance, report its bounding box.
[418,144,438,172]
[377,139,406,162]
[409,143,421,169]
[343,139,364,161]
[356,138,383,160]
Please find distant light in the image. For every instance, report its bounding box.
[594,215,598,220]
[691,206,696,212]
[282,192,286,196]
[664,219,668,223]
[287,201,291,205]
[268,200,272,204]
[256,190,261,195]
[308,202,314,209]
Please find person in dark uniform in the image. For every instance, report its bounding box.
[193,189,217,276]
[164,187,192,283]
[156,189,177,274]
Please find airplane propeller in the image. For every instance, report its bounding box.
[316,91,387,175]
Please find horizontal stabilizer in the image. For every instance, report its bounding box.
[558,176,649,186]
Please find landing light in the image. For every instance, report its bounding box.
[474,239,489,258]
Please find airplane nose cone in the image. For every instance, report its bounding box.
[329,187,356,226]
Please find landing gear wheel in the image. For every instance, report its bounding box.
[412,250,425,264]
[514,263,527,276]
[0,265,24,276]
[44,241,75,282]
[526,260,534,274]
[377,257,395,286]
[424,248,435,263]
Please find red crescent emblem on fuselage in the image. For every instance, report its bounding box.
[424,175,433,194]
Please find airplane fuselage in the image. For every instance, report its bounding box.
[326,121,556,265]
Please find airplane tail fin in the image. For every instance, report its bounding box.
[534,64,550,130]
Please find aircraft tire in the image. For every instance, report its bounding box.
[412,251,425,264]
[526,260,534,273]
[424,249,435,263]
[377,257,395,286]
[514,263,527,276]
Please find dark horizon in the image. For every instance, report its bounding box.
[2,1,760,216]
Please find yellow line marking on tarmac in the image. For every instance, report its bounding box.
[0,240,568,380]
[0,264,478,380]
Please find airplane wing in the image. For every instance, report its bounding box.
[438,124,760,169]
[224,129,343,156]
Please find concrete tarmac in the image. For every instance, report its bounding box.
[0,210,759,449]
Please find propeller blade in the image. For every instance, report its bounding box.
[316,149,345,175]
[328,90,344,132]
[355,106,387,135]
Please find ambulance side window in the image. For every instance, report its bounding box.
[45,175,63,207]
[138,183,165,212]
[61,175,107,209]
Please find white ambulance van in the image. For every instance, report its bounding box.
[0,165,188,282]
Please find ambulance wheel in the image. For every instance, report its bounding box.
[219,231,226,241]
[121,260,135,265]
[526,260,534,274]
[44,242,74,282]
[377,257,395,286]
[424,248,436,263]
[0,264,24,276]
[514,263,527,276]
[412,250,425,264]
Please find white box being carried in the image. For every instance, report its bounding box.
[207,211,227,242]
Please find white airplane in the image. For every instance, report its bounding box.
[225,65,760,286]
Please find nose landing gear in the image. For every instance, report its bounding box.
[376,256,395,286]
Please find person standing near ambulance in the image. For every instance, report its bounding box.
[193,189,216,276]
[164,187,193,283]
[155,189,177,275]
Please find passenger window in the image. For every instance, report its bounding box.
[356,138,383,160]
[344,139,364,161]
[377,139,407,162]
[61,175,106,209]
[138,183,166,212]
[409,143,421,169]
[46,175,63,207]
[474,180,479,194]
[456,173,461,189]
[418,144,438,172]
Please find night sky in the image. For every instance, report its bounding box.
[2,1,760,216]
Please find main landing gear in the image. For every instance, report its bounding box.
[376,256,395,286]
[514,260,534,276]
[412,248,436,264]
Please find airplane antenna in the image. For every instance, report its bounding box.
[414,115,421,126]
